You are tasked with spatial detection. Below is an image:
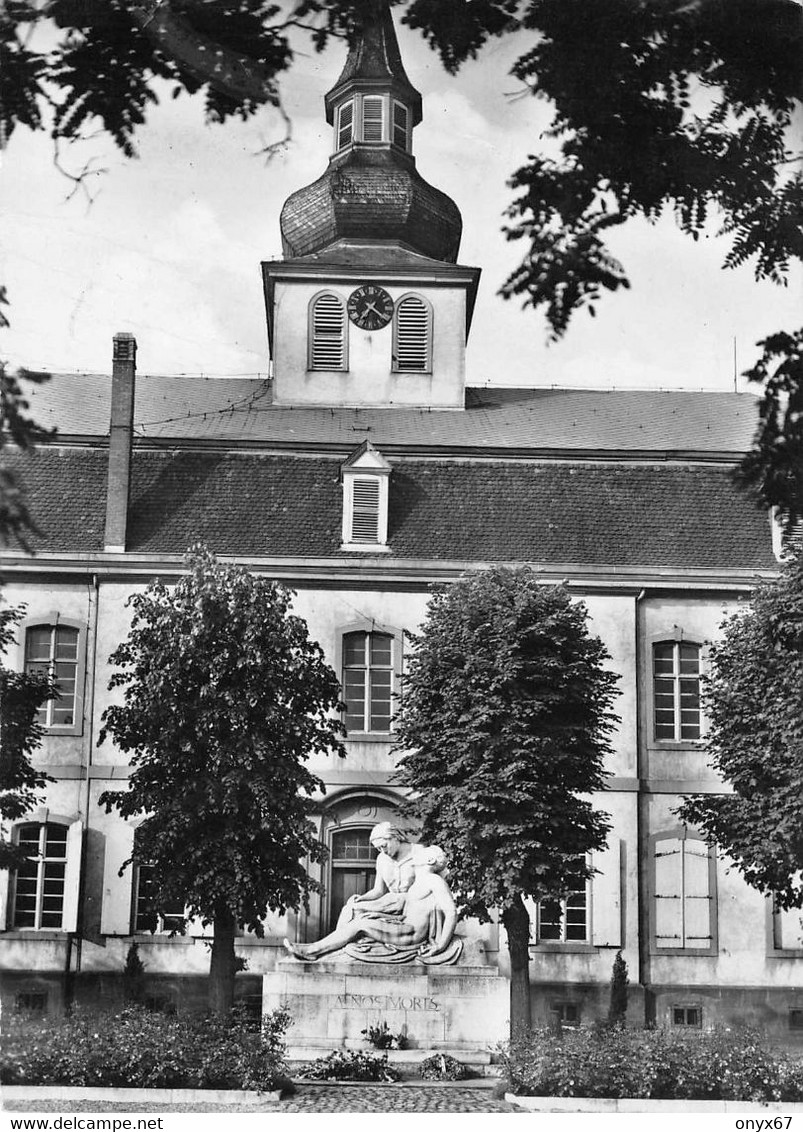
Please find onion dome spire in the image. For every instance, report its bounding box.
[279,0,462,263]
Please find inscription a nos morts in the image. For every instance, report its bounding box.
[335,993,440,1012]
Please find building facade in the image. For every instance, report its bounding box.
[2,3,800,1042]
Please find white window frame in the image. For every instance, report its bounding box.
[19,615,86,736]
[392,100,410,150]
[341,629,395,734]
[652,828,717,955]
[4,815,82,932]
[336,99,354,150]
[341,473,389,550]
[651,637,703,745]
[359,94,386,143]
[392,292,433,373]
[308,290,348,372]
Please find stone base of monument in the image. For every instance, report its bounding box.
[262,941,509,1054]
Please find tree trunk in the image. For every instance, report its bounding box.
[502,895,532,1036]
[209,905,237,1015]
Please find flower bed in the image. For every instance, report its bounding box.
[0,1005,292,1092]
[300,1050,401,1082]
[500,1026,803,1103]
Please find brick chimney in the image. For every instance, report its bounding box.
[104,332,136,553]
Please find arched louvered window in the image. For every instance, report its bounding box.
[361,96,385,142]
[336,100,354,150]
[308,292,348,371]
[393,101,409,150]
[392,294,432,372]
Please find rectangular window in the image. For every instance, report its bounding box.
[13,823,68,929]
[537,886,589,943]
[653,641,701,741]
[134,864,185,934]
[342,630,394,733]
[550,1002,581,1027]
[350,478,381,543]
[393,101,409,149]
[673,1005,702,1027]
[654,835,713,950]
[25,624,79,727]
[337,100,354,149]
[772,898,803,950]
[361,96,385,142]
[789,1009,803,1031]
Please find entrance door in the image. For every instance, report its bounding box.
[329,828,377,931]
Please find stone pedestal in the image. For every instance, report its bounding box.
[262,951,509,1052]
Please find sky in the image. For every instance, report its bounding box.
[1,11,801,392]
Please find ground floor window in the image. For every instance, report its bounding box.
[12,823,68,929]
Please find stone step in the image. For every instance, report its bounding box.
[285,1044,500,1077]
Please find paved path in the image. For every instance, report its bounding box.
[4,1084,521,1114]
[280,1084,521,1112]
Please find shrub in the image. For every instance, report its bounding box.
[500,1026,803,1102]
[300,1050,401,1082]
[419,1054,472,1081]
[361,1021,408,1050]
[0,1004,292,1092]
[607,951,628,1025]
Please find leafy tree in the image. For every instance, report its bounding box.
[0,600,56,870]
[3,1,802,515]
[99,545,345,1014]
[678,546,803,911]
[393,567,619,1033]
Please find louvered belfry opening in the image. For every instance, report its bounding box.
[393,294,431,371]
[310,293,346,369]
[361,96,384,142]
[351,477,381,542]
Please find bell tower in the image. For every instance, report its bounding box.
[262,0,480,410]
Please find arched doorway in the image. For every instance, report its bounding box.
[319,790,409,935]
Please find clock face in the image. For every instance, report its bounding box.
[347,285,394,331]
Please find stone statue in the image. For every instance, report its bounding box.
[283,825,462,964]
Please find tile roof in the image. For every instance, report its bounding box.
[24,373,759,455]
[5,447,775,570]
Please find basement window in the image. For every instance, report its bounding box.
[672,1005,702,1027]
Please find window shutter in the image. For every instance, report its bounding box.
[0,862,9,930]
[393,296,431,372]
[337,100,354,149]
[683,838,712,946]
[362,96,384,142]
[62,819,84,932]
[311,294,346,369]
[591,840,622,946]
[654,837,683,948]
[393,101,408,149]
[351,477,381,542]
[100,822,135,935]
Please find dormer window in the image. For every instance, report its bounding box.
[309,291,348,370]
[392,293,432,372]
[341,441,391,552]
[393,101,409,150]
[336,100,354,150]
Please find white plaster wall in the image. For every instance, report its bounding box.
[271,279,467,408]
[647,793,803,988]
[585,593,637,778]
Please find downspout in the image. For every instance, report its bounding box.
[65,573,100,1005]
[634,587,653,1025]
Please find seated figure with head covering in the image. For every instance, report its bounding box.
[283,829,462,964]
